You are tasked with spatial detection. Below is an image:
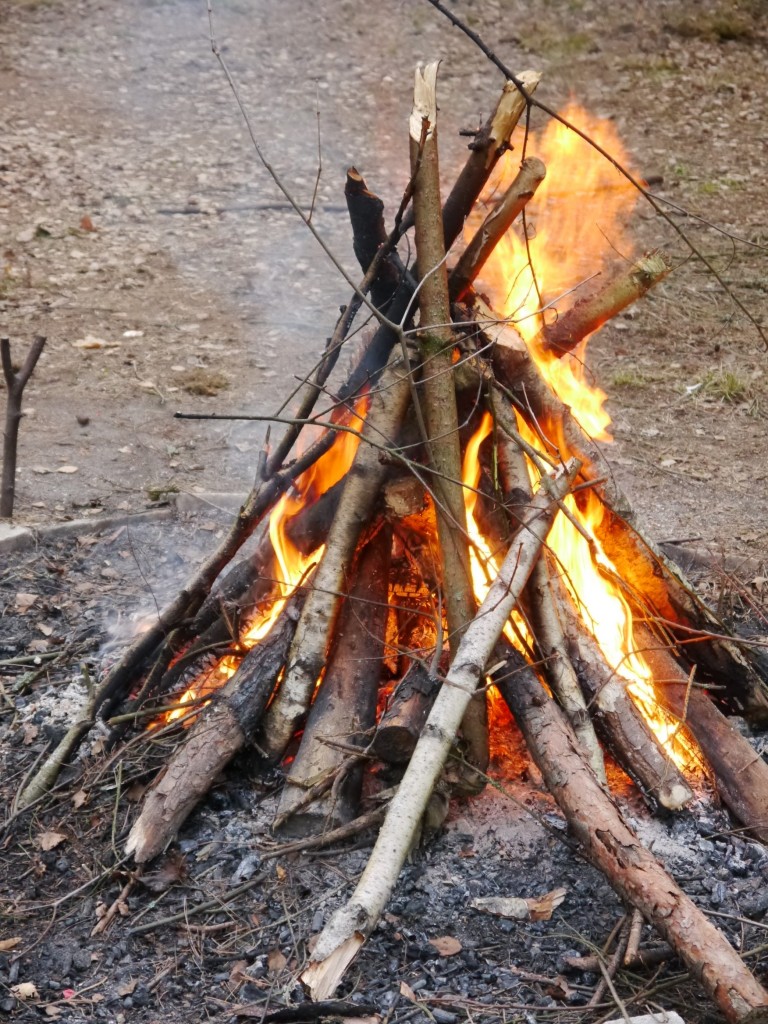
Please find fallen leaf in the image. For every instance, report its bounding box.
[72,790,88,809]
[117,978,137,997]
[56,465,79,474]
[14,592,38,613]
[100,567,119,580]
[139,851,187,893]
[275,864,286,881]
[80,215,96,232]
[44,1005,61,1018]
[11,981,39,1001]
[37,623,54,637]
[528,887,567,921]
[0,937,22,951]
[267,949,287,974]
[32,465,52,475]
[399,981,418,1003]
[23,723,39,745]
[429,935,462,957]
[39,831,67,851]
[62,989,76,999]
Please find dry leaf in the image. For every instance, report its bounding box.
[399,981,418,1003]
[37,623,54,637]
[267,949,287,974]
[45,1005,61,1018]
[56,465,79,474]
[117,978,137,997]
[80,215,96,232]
[11,981,39,1001]
[72,335,118,350]
[429,935,462,957]
[139,851,187,894]
[0,937,22,951]
[125,781,147,802]
[23,723,39,745]
[528,887,567,921]
[275,864,287,881]
[14,592,38,613]
[72,789,88,809]
[39,831,67,851]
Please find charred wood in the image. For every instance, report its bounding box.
[274,526,391,834]
[370,660,442,765]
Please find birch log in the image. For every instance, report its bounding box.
[301,457,579,1001]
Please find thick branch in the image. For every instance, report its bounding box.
[1,335,46,519]
[411,60,486,779]
[450,156,546,302]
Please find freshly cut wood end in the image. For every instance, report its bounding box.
[492,71,541,132]
[410,60,440,142]
[302,934,364,1001]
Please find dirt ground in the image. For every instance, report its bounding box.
[1,0,768,1022]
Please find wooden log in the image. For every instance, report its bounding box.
[493,644,768,1024]
[345,168,400,311]
[274,526,391,835]
[410,61,486,782]
[301,458,580,1001]
[635,625,768,843]
[561,608,693,811]
[440,71,541,245]
[540,251,671,358]
[449,156,547,302]
[492,400,605,779]
[1,335,46,519]
[255,347,414,762]
[369,660,442,765]
[125,593,304,864]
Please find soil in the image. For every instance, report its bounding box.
[1,1,768,1023]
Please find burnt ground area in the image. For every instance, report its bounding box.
[1,0,768,1022]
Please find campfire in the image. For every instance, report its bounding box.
[18,62,768,1023]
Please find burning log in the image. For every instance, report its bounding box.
[493,644,768,1024]
[539,251,671,357]
[345,168,401,311]
[449,155,547,302]
[369,660,442,765]
[410,61,486,783]
[125,592,304,864]
[302,458,579,1000]
[636,625,768,844]
[274,525,391,834]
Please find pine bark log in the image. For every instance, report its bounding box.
[636,626,768,843]
[494,644,768,1024]
[410,60,486,781]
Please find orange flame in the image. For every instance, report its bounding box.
[164,398,367,725]
[463,106,692,769]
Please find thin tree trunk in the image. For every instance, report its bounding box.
[410,60,486,783]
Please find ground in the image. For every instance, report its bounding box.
[1,0,768,1022]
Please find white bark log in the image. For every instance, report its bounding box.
[301,457,580,1000]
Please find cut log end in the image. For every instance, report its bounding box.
[302,933,364,1002]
